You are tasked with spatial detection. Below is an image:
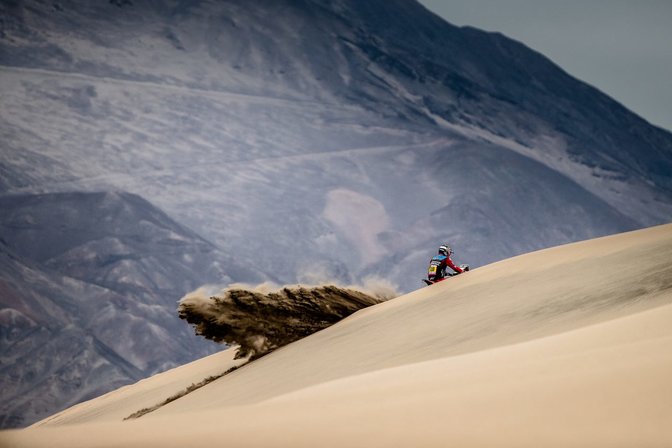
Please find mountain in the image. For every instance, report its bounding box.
[0,191,263,428]
[1,0,672,428]
[1,0,671,291]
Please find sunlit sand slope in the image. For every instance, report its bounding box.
[3,224,671,447]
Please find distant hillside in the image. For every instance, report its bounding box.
[1,0,670,292]
[0,191,263,428]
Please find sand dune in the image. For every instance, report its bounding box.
[2,224,671,447]
[32,348,246,426]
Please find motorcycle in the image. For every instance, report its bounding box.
[422,264,469,286]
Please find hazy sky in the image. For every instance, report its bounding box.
[418,0,672,131]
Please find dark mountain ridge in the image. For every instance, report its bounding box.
[0,191,263,427]
[3,0,669,208]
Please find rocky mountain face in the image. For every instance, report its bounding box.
[0,192,263,427]
[1,0,671,427]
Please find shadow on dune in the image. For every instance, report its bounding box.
[178,283,395,359]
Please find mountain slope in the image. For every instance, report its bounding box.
[0,242,146,428]
[1,0,670,291]
[0,191,263,428]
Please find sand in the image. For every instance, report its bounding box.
[2,223,671,447]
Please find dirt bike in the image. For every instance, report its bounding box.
[422,264,469,286]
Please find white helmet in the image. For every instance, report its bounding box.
[438,244,453,256]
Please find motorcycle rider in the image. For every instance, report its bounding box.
[427,243,465,283]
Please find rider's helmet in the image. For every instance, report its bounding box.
[438,244,453,256]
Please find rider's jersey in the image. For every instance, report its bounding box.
[427,254,463,281]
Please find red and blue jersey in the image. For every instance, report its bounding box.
[427,254,463,281]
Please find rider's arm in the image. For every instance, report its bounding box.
[446,257,464,273]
